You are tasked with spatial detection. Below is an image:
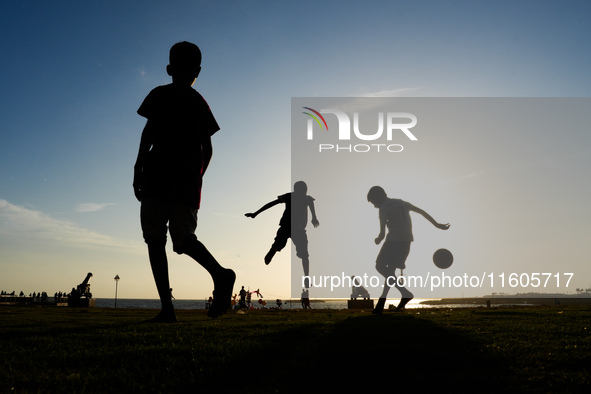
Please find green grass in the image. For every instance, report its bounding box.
[1,305,590,393]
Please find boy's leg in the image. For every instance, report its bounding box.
[264,249,276,265]
[394,275,414,310]
[180,237,224,276]
[293,229,310,288]
[267,225,289,265]
[370,262,390,314]
[301,257,310,288]
[375,272,413,312]
[178,237,236,318]
[372,272,391,314]
[372,242,412,314]
[372,247,392,314]
[146,241,177,322]
[169,203,235,318]
[141,199,177,323]
[392,242,413,310]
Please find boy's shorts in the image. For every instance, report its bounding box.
[272,226,309,258]
[140,198,197,254]
[376,241,410,271]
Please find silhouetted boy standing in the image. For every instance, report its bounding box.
[134,41,235,322]
[367,186,449,314]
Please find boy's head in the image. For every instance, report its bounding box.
[293,181,308,195]
[367,186,387,208]
[166,41,202,85]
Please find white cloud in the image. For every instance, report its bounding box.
[0,198,141,252]
[311,89,422,114]
[75,202,114,213]
[355,88,421,97]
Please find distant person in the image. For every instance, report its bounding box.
[133,41,235,322]
[367,186,450,314]
[350,276,371,300]
[239,286,247,310]
[245,181,319,288]
[301,288,311,309]
[246,290,252,308]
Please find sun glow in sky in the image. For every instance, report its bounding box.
[1,1,590,301]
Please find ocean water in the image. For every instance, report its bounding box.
[94,298,477,310]
[96,298,349,310]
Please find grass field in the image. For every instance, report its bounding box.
[1,305,590,393]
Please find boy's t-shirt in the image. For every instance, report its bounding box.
[278,192,315,230]
[380,198,414,242]
[137,83,219,208]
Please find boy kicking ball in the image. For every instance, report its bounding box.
[367,186,449,314]
[245,181,319,289]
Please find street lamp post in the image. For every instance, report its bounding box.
[114,275,120,308]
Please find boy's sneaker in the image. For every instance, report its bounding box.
[207,269,236,318]
[372,298,386,314]
[396,297,413,311]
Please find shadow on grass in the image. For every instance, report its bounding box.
[0,309,514,393]
[201,312,512,393]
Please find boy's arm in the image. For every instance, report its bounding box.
[375,219,386,245]
[133,120,156,202]
[245,199,281,218]
[308,200,319,228]
[201,135,213,176]
[408,204,450,230]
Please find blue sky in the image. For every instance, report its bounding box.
[1,1,590,300]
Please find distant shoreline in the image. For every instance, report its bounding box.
[3,294,590,308]
[420,296,591,306]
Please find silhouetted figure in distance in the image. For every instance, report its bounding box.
[350,275,371,300]
[239,286,247,310]
[301,288,311,309]
[245,181,319,288]
[134,41,235,322]
[367,186,449,314]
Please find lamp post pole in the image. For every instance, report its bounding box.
[114,275,120,308]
